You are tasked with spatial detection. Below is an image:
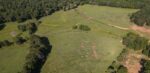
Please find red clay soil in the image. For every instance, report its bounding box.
[130,25,150,35]
[123,52,142,73]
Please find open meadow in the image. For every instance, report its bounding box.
[36,5,137,73]
[0,4,140,73]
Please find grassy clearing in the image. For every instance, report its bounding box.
[0,4,138,73]
[35,5,137,73]
[0,44,29,73]
[0,22,29,73]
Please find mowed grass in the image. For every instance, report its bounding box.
[0,23,29,73]
[36,5,137,73]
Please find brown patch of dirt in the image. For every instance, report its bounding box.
[130,25,150,35]
[122,51,142,73]
[91,42,98,59]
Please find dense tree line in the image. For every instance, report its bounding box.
[91,0,148,9]
[0,0,89,23]
[0,0,149,23]
[122,32,148,50]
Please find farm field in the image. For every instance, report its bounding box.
[34,5,138,73]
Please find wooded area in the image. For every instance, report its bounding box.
[0,0,150,25]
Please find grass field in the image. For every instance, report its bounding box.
[0,23,29,73]
[35,5,137,73]
[0,4,138,73]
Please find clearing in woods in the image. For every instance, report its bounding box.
[1,4,150,73]
[37,5,138,73]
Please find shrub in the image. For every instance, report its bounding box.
[0,24,6,30]
[14,36,26,45]
[123,32,148,50]
[79,24,91,31]
[117,65,128,73]
[0,40,12,48]
[18,24,27,32]
[72,25,78,29]
[27,22,37,35]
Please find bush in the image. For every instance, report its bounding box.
[0,24,6,30]
[142,45,150,57]
[117,65,128,73]
[14,36,26,45]
[117,49,128,62]
[27,22,37,35]
[72,25,78,29]
[123,32,148,50]
[0,40,12,48]
[79,24,91,31]
[18,24,27,32]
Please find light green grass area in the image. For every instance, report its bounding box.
[0,23,29,73]
[0,4,138,73]
[0,44,29,73]
[35,5,137,73]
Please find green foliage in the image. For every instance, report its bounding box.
[117,49,128,62]
[0,40,12,48]
[22,35,51,73]
[79,24,91,31]
[117,65,128,73]
[141,60,150,73]
[18,21,38,34]
[14,36,26,45]
[131,5,150,26]
[123,32,148,50]
[0,24,5,30]
[72,25,78,29]
[0,0,149,23]
[93,0,147,8]
[142,45,150,57]
[106,61,127,73]
[18,24,27,32]
[0,0,88,22]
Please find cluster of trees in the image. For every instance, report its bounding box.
[18,21,39,34]
[106,61,127,73]
[0,40,12,48]
[130,5,150,26]
[122,32,148,50]
[21,35,52,73]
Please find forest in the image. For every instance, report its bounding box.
[0,0,150,26]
